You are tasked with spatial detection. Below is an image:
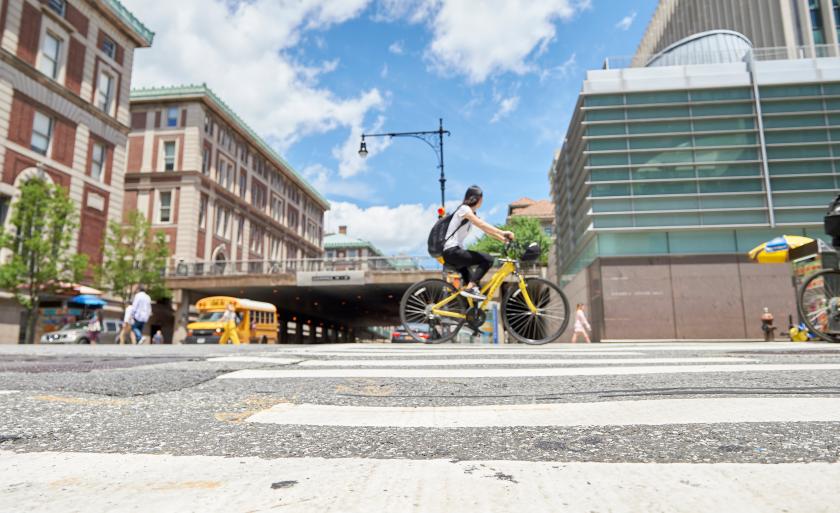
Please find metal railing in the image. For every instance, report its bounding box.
[168,256,442,277]
[604,44,840,70]
[167,255,549,278]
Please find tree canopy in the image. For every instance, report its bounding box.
[469,216,551,265]
[97,210,170,305]
[0,178,88,344]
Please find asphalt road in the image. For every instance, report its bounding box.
[1,341,839,512]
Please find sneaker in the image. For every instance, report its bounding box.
[460,286,486,300]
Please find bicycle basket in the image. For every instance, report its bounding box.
[826,194,840,238]
[521,242,541,262]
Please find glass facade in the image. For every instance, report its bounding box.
[552,79,840,280]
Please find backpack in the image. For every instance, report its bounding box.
[428,206,468,260]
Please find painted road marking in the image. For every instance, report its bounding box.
[217,363,840,379]
[206,357,302,365]
[1,451,837,513]
[246,397,840,427]
[282,350,647,357]
[297,357,754,367]
[0,390,19,395]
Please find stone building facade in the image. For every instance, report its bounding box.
[0,0,153,342]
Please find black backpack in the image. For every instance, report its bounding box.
[428,206,468,260]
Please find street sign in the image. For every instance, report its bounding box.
[297,270,365,287]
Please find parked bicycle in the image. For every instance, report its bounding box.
[797,194,840,342]
[399,241,570,345]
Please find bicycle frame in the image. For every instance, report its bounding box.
[431,260,538,320]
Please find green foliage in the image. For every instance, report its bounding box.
[469,216,552,264]
[0,178,89,344]
[97,210,171,305]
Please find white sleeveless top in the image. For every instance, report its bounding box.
[443,205,472,251]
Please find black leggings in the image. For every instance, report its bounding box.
[442,247,494,286]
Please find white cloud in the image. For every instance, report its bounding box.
[302,163,376,202]
[540,52,576,82]
[332,115,392,178]
[124,0,384,152]
[388,40,405,55]
[325,201,442,254]
[615,11,637,31]
[417,0,587,83]
[490,95,520,123]
[380,63,389,78]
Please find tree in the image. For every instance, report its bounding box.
[470,216,552,265]
[97,210,170,306]
[0,178,88,344]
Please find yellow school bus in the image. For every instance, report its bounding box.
[185,296,278,344]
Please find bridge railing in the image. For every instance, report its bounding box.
[167,255,548,278]
[167,256,443,277]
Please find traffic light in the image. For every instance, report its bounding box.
[437,207,446,218]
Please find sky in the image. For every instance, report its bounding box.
[123,0,658,255]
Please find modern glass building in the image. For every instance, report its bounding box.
[550,31,840,340]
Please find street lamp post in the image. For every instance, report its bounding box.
[358,118,451,208]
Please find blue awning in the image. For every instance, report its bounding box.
[69,294,106,307]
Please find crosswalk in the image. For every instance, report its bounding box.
[3,341,840,512]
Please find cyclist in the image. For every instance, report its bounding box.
[442,185,514,300]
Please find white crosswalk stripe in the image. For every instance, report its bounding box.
[217,362,840,379]
[3,451,837,513]
[296,356,755,366]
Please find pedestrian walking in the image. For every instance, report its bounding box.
[152,329,164,345]
[87,311,102,345]
[761,307,776,342]
[218,303,240,345]
[119,304,137,345]
[131,286,152,344]
[571,303,591,344]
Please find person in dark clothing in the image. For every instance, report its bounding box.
[442,185,514,300]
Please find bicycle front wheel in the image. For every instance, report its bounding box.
[798,269,840,343]
[502,277,570,345]
[400,279,468,344]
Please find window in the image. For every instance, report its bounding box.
[215,205,230,238]
[166,107,178,128]
[47,0,65,16]
[101,36,116,59]
[163,141,176,171]
[202,147,210,175]
[226,162,234,189]
[810,0,825,44]
[198,195,207,229]
[271,196,284,223]
[90,142,105,181]
[31,112,53,155]
[250,227,263,254]
[239,172,247,198]
[38,32,62,79]
[237,216,244,245]
[95,71,114,113]
[0,196,10,226]
[158,191,172,223]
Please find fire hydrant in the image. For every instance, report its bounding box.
[761,307,776,342]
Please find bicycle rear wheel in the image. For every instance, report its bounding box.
[400,279,468,344]
[798,269,840,343]
[502,277,570,345]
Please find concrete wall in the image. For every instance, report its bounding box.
[576,255,796,340]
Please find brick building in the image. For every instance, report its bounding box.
[0,0,153,342]
[126,84,328,269]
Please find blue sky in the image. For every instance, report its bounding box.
[125,0,658,254]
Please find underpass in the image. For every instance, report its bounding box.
[165,256,444,343]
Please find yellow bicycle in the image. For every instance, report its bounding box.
[399,242,570,344]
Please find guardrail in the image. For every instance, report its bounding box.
[168,256,442,277]
[167,256,548,278]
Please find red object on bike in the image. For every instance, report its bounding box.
[437,207,445,218]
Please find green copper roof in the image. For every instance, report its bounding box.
[324,233,382,255]
[101,0,154,46]
[130,84,329,209]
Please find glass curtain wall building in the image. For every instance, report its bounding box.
[553,39,840,281]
